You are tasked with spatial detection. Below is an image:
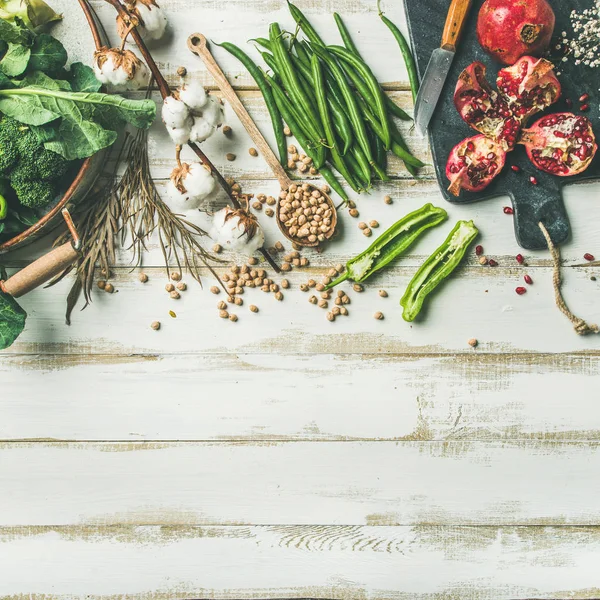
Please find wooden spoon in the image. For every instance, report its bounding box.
[187,33,337,248]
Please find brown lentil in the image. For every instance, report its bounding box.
[97,280,106,290]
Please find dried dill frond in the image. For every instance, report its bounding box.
[117,125,222,282]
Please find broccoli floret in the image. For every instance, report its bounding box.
[10,170,56,209]
[0,121,20,176]
[33,148,70,180]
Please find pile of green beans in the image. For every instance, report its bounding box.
[220,2,422,201]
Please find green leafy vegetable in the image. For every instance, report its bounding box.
[0,41,30,75]
[0,0,61,31]
[0,17,32,44]
[28,32,66,74]
[69,62,101,92]
[0,289,26,350]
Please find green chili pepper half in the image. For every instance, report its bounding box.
[400,220,479,322]
[325,203,448,290]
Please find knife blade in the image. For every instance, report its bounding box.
[414,48,455,137]
[413,0,474,137]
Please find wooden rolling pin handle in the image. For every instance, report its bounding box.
[0,242,79,299]
[441,0,474,52]
[187,33,293,190]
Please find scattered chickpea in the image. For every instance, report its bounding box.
[283,125,291,136]
[281,262,292,272]
[231,265,240,274]
[292,242,302,250]
[138,273,148,283]
[384,195,392,205]
[234,297,243,306]
[270,284,279,293]
[374,311,384,320]
[275,241,285,252]
[176,66,187,77]
[349,208,359,218]
[328,268,338,278]
[335,264,344,273]
[288,144,297,154]
[326,312,335,322]
[210,286,220,294]
[342,295,350,305]
[248,257,258,266]
[227,295,235,303]
[379,290,388,298]
[274,291,284,301]
[318,299,328,309]
[309,167,318,175]
[300,257,309,267]
[298,163,308,173]
[281,279,290,289]
[468,338,478,348]
[252,201,262,211]
[219,310,229,319]
[308,279,316,288]
[287,159,296,169]
[217,301,227,310]
[340,307,349,316]
[226,153,236,161]
[235,286,244,295]
[171,272,181,281]
[363,228,372,237]
[229,314,238,322]
[369,220,379,228]
[332,306,341,316]
[177,282,187,291]
[321,291,330,300]
[151,321,161,330]
[97,280,106,290]
[479,256,488,266]
[267,196,277,206]
[316,283,325,291]
[353,283,364,293]
[334,297,342,306]
[249,147,258,157]
[348,200,356,209]
[250,305,259,313]
[265,208,274,217]
[358,222,368,230]
[165,283,175,292]
[309,295,318,304]
[292,258,301,267]
[222,125,232,136]
[169,290,180,300]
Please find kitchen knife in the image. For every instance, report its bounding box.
[414,0,474,137]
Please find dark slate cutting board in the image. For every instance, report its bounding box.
[403,0,600,249]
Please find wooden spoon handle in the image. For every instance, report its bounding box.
[188,33,292,190]
[0,242,78,299]
[441,0,473,52]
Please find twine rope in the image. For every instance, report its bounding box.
[539,221,599,336]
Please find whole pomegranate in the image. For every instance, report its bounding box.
[477,0,555,65]
[446,135,507,196]
[519,113,598,176]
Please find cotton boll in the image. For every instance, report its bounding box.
[189,116,215,143]
[166,115,193,145]
[201,97,224,127]
[165,161,217,212]
[162,96,190,128]
[179,82,208,112]
[135,0,168,41]
[210,207,265,255]
[93,47,149,91]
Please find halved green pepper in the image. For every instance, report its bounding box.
[401,220,479,322]
[325,203,448,289]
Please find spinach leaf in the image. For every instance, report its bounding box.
[45,115,117,160]
[0,16,32,44]
[0,92,58,124]
[28,33,66,74]
[20,69,70,90]
[0,41,30,76]
[69,62,101,93]
[0,290,26,350]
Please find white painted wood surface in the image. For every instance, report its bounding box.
[1,0,600,598]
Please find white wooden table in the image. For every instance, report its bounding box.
[2,1,600,598]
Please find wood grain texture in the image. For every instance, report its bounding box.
[1,353,600,442]
[3,441,600,527]
[2,525,600,599]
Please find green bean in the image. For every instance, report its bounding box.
[370,131,389,180]
[249,37,273,52]
[333,13,361,57]
[293,39,310,64]
[269,23,325,144]
[216,41,287,167]
[287,1,325,45]
[311,54,358,194]
[378,3,419,103]
[311,44,373,167]
[350,145,372,188]
[289,53,353,155]
[356,95,424,169]
[319,166,348,202]
[344,150,368,190]
[327,45,391,149]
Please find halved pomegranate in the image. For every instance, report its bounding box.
[519,113,598,176]
[454,62,521,150]
[497,56,561,123]
[446,135,507,196]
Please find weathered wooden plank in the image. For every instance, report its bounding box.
[2,353,600,442]
[3,441,600,526]
[2,524,600,599]
[4,263,600,356]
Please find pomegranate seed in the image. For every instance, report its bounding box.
[579,93,590,103]
[516,254,524,264]
[530,176,538,185]
[565,98,573,108]
[580,104,590,112]
[503,206,514,215]
[515,287,527,295]
[511,165,521,173]
[488,259,498,267]
[584,253,595,261]
[475,245,483,256]
[524,274,533,285]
